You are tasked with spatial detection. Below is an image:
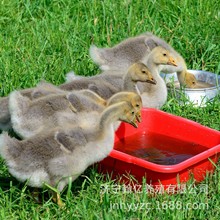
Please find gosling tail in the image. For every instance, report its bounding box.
[0,97,11,130]
[89,45,111,70]
[65,71,83,82]
[9,91,30,130]
[0,132,19,162]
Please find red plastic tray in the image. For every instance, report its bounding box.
[98,108,220,187]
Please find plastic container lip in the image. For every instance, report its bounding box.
[110,108,220,174]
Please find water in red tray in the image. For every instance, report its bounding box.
[114,132,208,165]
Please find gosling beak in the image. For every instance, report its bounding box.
[136,114,142,123]
[146,78,157,85]
[130,120,138,128]
[167,58,178,67]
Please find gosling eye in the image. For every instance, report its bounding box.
[141,70,146,74]
[131,111,135,115]
[192,81,196,84]
[163,53,167,56]
[136,104,139,107]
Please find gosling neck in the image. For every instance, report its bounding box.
[146,56,160,78]
[177,69,187,85]
[123,72,137,93]
[99,102,126,131]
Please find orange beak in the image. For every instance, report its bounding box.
[146,77,157,85]
[136,113,142,123]
[130,119,138,128]
[167,57,178,67]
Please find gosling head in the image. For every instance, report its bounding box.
[177,70,197,88]
[128,62,157,85]
[184,71,197,88]
[151,46,178,67]
[119,101,139,128]
[107,92,143,123]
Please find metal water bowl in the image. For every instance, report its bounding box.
[160,70,220,107]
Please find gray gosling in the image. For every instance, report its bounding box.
[59,62,156,99]
[9,89,142,138]
[0,101,139,206]
[89,32,197,88]
[9,89,107,138]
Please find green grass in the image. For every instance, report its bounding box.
[0,0,220,219]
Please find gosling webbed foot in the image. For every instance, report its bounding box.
[52,191,65,207]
